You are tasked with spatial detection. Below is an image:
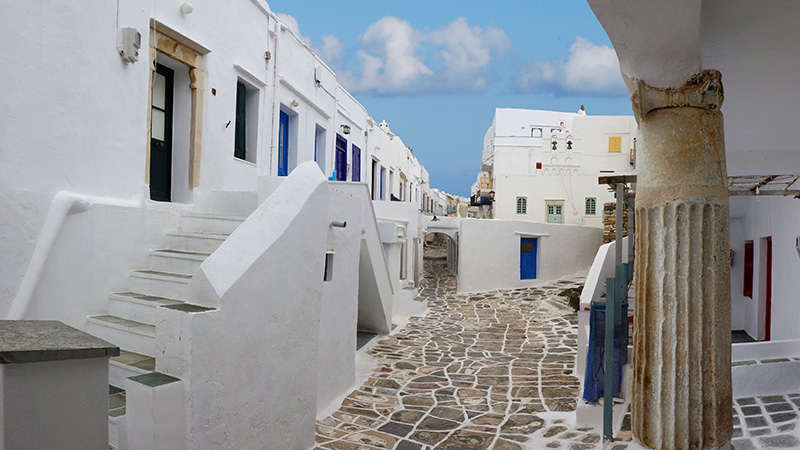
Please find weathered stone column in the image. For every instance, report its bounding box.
[631,70,732,450]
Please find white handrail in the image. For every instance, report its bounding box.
[7,192,139,320]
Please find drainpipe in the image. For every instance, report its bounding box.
[267,15,282,177]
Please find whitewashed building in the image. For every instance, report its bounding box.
[0,1,452,448]
[479,108,638,226]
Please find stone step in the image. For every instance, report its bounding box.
[86,315,156,357]
[109,349,155,388]
[179,212,245,234]
[148,249,210,275]
[129,269,192,301]
[165,231,228,253]
[108,291,184,325]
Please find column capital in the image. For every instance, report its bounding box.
[631,69,724,118]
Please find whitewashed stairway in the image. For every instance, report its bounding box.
[83,212,245,450]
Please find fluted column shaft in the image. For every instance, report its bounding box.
[632,70,732,450]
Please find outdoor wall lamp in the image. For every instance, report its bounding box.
[290,99,300,108]
[180,2,194,14]
[341,125,351,135]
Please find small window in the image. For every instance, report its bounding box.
[608,136,622,153]
[234,80,259,163]
[585,198,597,216]
[531,127,543,138]
[324,252,334,282]
[516,196,527,214]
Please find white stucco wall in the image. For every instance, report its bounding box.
[316,185,362,415]
[458,219,603,293]
[183,162,327,450]
[18,205,179,326]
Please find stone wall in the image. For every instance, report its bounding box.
[602,202,629,243]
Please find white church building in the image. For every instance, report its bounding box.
[477,108,638,226]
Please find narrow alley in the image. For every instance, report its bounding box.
[314,246,602,450]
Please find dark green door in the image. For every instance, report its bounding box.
[150,63,174,202]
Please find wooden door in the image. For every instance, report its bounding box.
[520,237,538,279]
[278,111,289,176]
[150,63,174,202]
[765,236,772,341]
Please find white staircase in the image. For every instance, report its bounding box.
[82,212,245,450]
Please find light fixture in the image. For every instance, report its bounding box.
[290,99,300,108]
[180,2,194,14]
[340,125,351,135]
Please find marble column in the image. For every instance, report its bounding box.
[631,70,732,450]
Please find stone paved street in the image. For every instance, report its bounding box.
[314,249,602,450]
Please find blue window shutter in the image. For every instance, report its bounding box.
[335,134,347,181]
[278,111,289,176]
[352,145,361,182]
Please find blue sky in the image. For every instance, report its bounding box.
[266,0,633,196]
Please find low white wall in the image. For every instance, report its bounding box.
[22,203,179,326]
[576,237,629,378]
[184,162,328,450]
[457,219,602,293]
[333,182,394,334]
[317,185,362,415]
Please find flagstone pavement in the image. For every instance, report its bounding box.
[314,249,603,450]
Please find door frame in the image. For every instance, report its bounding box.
[545,200,565,224]
[149,63,175,201]
[147,21,208,194]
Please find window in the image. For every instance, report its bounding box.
[516,196,527,214]
[324,252,334,281]
[531,127,543,138]
[380,167,386,200]
[743,241,754,298]
[234,80,259,163]
[335,134,347,181]
[352,145,361,182]
[314,125,326,173]
[608,136,622,153]
[585,197,597,216]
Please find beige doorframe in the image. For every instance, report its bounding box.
[146,20,209,190]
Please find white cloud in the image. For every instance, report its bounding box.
[515,37,626,96]
[275,13,311,46]
[340,17,510,96]
[428,18,511,92]
[314,35,344,67]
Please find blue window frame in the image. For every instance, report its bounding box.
[352,145,361,182]
[335,134,347,181]
[278,111,289,176]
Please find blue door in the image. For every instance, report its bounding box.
[335,134,347,181]
[520,237,538,279]
[278,111,289,176]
